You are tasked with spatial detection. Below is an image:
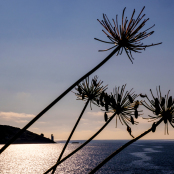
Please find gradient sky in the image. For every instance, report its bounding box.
[0,0,174,140]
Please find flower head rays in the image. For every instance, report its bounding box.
[109,85,139,125]
[74,76,108,109]
[95,6,162,63]
[142,86,174,134]
[101,84,141,137]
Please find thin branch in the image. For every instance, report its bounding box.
[44,112,116,174]
[51,99,90,174]
[88,117,163,174]
[0,46,120,155]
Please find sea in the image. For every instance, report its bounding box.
[0,140,174,174]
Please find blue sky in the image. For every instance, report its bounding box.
[0,0,174,140]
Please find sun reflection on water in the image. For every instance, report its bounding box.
[0,141,174,174]
[0,144,65,174]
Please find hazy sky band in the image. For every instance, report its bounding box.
[0,0,174,140]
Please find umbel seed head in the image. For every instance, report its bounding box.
[74,76,108,110]
[101,84,142,137]
[95,6,162,63]
[141,86,174,134]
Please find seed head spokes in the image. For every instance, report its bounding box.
[74,76,108,109]
[95,6,162,63]
[101,85,142,135]
[141,86,174,134]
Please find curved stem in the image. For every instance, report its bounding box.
[0,46,120,155]
[51,99,90,174]
[44,112,116,174]
[88,117,164,174]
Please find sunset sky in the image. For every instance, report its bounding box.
[0,0,174,141]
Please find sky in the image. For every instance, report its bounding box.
[0,0,174,141]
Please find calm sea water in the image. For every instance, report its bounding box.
[0,140,174,174]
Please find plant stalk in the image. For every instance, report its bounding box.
[51,99,90,174]
[0,46,120,155]
[88,117,164,174]
[44,112,116,174]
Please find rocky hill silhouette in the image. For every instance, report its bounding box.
[0,125,55,144]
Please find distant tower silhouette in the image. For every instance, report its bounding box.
[51,134,54,141]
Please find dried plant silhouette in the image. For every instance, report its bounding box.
[95,6,161,63]
[101,84,141,138]
[44,112,117,174]
[89,87,174,173]
[74,76,107,110]
[88,118,163,174]
[142,86,174,134]
[44,84,140,173]
[0,6,161,154]
[51,76,107,173]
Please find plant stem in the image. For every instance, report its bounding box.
[0,47,120,155]
[88,117,164,174]
[44,112,116,174]
[51,99,90,174]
